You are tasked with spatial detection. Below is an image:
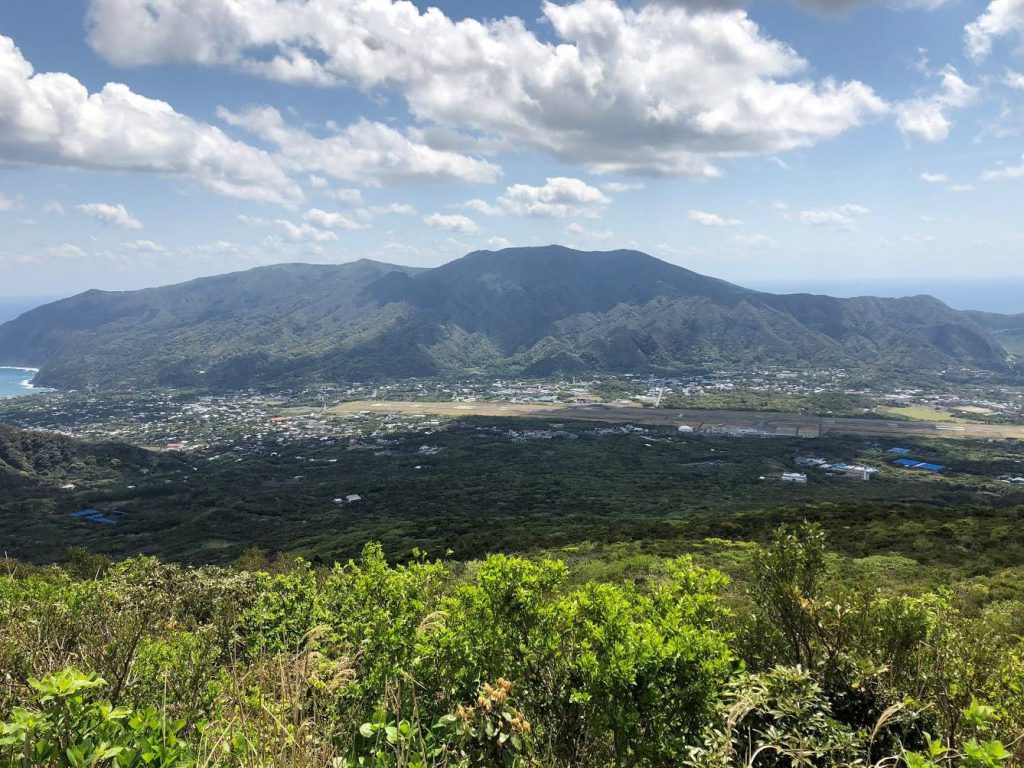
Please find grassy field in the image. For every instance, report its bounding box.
[875,405,971,422]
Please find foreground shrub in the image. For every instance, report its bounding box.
[0,668,192,767]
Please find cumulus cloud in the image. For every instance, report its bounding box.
[0,35,300,206]
[601,182,644,193]
[460,199,505,216]
[1006,69,1024,89]
[920,172,949,183]
[784,203,868,228]
[121,239,166,252]
[688,209,742,226]
[965,0,1024,60]
[896,66,977,143]
[303,208,366,230]
[499,177,610,218]
[48,243,89,259]
[369,203,416,215]
[424,213,480,234]
[983,157,1024,180]
[330,188,364,206]
[218,106,500,186]
[85,0,888,177]
[0,193,22,211]
[566,222,614,241]
[75,202,143,229]
[274,219,339,242]
[487,236,513,249]
[733,233,778,247]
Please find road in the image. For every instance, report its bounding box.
[328,401,1024,441]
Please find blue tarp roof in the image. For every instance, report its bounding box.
[68,509,119,524]
[893,458,945,471]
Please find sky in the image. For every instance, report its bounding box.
[1,0,1023,306]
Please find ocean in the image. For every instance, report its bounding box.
[0,367,46,399]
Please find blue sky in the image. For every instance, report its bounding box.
[1,0,1023,304]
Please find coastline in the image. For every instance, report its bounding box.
[0,366,46,397]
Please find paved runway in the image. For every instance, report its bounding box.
[329,401,1024,441]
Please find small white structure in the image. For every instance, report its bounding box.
[782,472,808,484]
[332,494,363,506]
[677,425,694,433]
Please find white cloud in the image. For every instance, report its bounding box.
[218,106,501,186]
[424,213,479,234]
[0,35,300,206]
[307,174,329,188]
[733,233,778,247]
[566,222,614,241]
[75,202,143,230]
[948,183,974,192]
[369,203,416,215]
[487,236,513,249]
[920,172,949,183]
[0,193,22,211]
[688,209,742,227]
[121,239,166,252]
[461,199,505,216]
[48,243,89,259]
[499,177,610,218]
[303,208,366,230]
[965,0,1024,60]
[274,219,339,242]
[44,201,65,215]
[601,182,644,193]
[1006,69,1024,89]
[86,0,888,177]
[896,66,977,143]
[329,188,364,206]
[983,158,1024,180]
[787,203,868,228]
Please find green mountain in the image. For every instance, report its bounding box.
[0,246,1013,389]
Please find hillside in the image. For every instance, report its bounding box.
[0,246,1012,389]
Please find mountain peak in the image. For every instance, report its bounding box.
[0,245,1012,389]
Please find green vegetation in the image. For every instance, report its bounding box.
[2,525,1021,766]
[5,417,1024,570]
[1,247,1014,391]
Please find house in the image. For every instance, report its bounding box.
[782,472,808,484]
[677,425,694,433]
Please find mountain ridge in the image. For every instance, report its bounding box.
[0,246,1014,389]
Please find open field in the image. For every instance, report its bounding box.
[329,400,1024,441]
[875,405,970,423]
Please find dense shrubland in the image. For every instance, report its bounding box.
[1,526,1022,767]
